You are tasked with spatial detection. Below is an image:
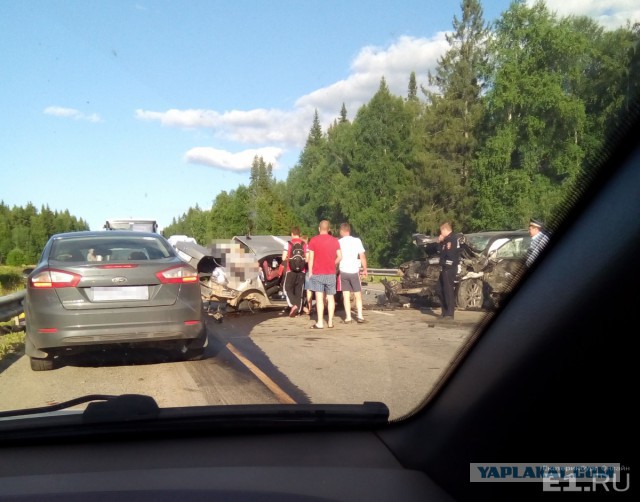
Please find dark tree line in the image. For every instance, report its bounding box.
[161,1,640,266]
[0,202,89,265]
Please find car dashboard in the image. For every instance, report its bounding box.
[0,430,452,501]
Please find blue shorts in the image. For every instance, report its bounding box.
[308,274,337,295]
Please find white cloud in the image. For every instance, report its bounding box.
[297,34,447,121]
[185,146,284,172]
[531,0,639,29]
[135,108,218,128]
[136,107,309,147]
[135,0,637,174]
[44,106,102,123]
[135,34,445,167]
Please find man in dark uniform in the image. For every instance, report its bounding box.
[437,221,459,320]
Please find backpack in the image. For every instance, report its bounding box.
[288,241,305,272]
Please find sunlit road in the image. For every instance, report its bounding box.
[0,332,280,411]
[0,285,484,419]
[210,304,483,419]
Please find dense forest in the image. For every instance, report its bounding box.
[0,202,89,265]
[3,1,639,268]
[164,1,640,266]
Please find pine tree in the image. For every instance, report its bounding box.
[409,0,488,233]
[344,78,414,266]
[285,111,335,230]
[336,103,347,124]
[407,71,418,102]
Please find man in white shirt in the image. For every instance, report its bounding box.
[338,223,368,323]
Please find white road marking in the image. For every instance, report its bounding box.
[365,310,394,316]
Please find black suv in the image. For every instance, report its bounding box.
[383,230,530,310]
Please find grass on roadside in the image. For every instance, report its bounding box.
[0,324,25,359]
[0,265,27,295]
[0,265,27,359]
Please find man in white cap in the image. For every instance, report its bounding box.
[526,218,550,267]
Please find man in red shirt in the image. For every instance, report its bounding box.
[307,220,342,329]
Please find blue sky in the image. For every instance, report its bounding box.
[1,1,637,232]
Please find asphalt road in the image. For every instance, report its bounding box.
[211,305,484,419]
[0,285,486,420]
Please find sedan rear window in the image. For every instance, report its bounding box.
[50,237,174,263]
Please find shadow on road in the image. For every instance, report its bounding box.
[0,348,23,375]
[206,308,312,405]
[49,344,218,370]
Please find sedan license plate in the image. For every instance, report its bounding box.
[92,286,149,301]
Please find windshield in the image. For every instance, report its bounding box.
[49,235,174,263]
[464,234,494,253]
[1,1,638,427]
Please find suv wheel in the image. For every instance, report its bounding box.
[457,279,484,310]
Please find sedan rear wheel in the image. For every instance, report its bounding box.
[179,329,208,361]
[30,356,55,371]
[456,279,484,310]
[183,347,205,361]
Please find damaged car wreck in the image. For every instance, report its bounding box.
[383,230,531,310]
[174,235,290,315]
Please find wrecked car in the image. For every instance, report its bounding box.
[383,230,531,310]
[174,235,291,314]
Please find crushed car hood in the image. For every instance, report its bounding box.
[232,235,290,258]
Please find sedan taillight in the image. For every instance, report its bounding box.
[30,269,82,289]
[156,265,198,284]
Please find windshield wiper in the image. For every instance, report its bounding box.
[0,397,389,444]
[0,395,387,424]
[0,394,159,421]
[0,394,117,418]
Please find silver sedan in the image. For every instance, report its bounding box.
[24,231,207,371]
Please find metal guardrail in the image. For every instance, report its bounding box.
[0,290,26,323]
[366,268,402,277]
